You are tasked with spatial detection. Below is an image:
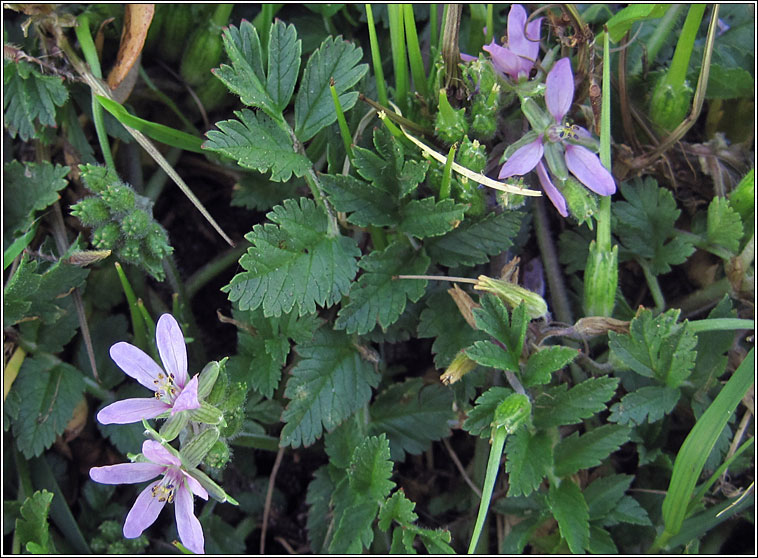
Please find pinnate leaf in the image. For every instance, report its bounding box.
[266,20,301,111]
[225,197,360,317]
[295,35,368,142]
[398,197,467,238]
[378,490,418,530]
[15,490,55,554]
[505,429,553,497]
[583,474,634,521]
[554,424,631,477]
[547,479,589,553]
[533,376,619,428]
[204,109,311,182]
[706,196,743,253]
[3,161,69,239]
[280,329,380,447]
[523,346,578,387]
[465,340,518,372]
[608,385,680,425]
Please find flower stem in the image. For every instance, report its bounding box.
[665,5,706,89]
[330,81,354,161]
[365,4,389,108]
[639,259,666,314]
[439,143,457,199]
[468,426,507,553]
[388,5,409,113]
[403,4,428,99]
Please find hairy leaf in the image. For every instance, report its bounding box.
[399,197,467,238]
[204,109,311,182]
[281,329,380,447]
[368,379,454,461]
[548,479,589,553]
[554,424,631,477]
[225,198,360,317]
[505,429,553,497]
[295,35,368,142]
[3,161,69,240]
[533,376,619,428]
[608,385,680,425]
[473,296,528,359]
[320,173,400,227]
[267,20,302,110]
[335,241,430,334]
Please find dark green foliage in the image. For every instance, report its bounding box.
[3,161,69,241]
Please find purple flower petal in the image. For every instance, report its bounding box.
[546,58,574,123]
[171,374,201,414]
[564,144,616,195]
[156,314,188,385]
[142,440,182,467]
[123,480,166,538]
[498,137,544,178]
[507,5,541,72]
[536,161,568,217]
[174,483,205,554]
[90,462,165,485]
[483,41,523,80]
[460,52,477,62]
[110,342,164,391]
[96,398,171,425]
[183,471,209,500]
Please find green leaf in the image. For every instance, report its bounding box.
[604,4,670,43]
[614,177,695,275]
[399,197,467,238]
[306,465,335,552]
[266,20,302,111]
[547,479,589,553]
[587,525,618,554]
[295,34,368,142]
[605,494,652,526]
[417,291,488,368]
[203,109,311,182]
[522,346,578,387]
[426,210,523,267]
[378,490,418,530]
[3,161,69,239]
[214,21,276,113]
[225,197,360,317]
[320,173,401,227]
[335,241,430,334]
[701,64,754,99]
[554,425,631,477]
[505,429,553,497]
[608,385,680,425]
[231,172,301,212]
[473,295,528,357]
[533,376,619,428]
[706,196,743,254]
[325,415,365,469]
[368,379,454,461]
[15,490,55,554]
[609,308,697,388]
[280,329,380,447]
[10,356,85,458]
[465,340,518,372]
[583,474,634,521]
[462,386,514,438]
[3,59,68,140]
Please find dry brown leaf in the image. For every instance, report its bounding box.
[106,4,154,92]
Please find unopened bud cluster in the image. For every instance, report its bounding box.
[70,164,173,280]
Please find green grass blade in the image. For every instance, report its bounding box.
[4,222,38,270]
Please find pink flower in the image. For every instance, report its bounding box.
[498,58,616,216]
[97,314,200,425]
[90,440,207,554]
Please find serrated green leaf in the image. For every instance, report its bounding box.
[266,20,301,110]
[295,35,368,142]
[465,340,518,372]
[706,196,743,254]
[335,241,430,334]
[10,356,85,458]
[390,527,417,553]
[548,479,589,553]
[417,291,488,368]
[605,494,652,526]
[588,525,618,554]
[554,424,631,477]
[583,474,634,521]
[415,526,455,554]
[399,197,467,238]
[349,433,396,500]
[609,385,681,425]
[3,59,68,141]
[614,177,695,275]
[306,465,335,553]
[281,329,380,447]
[379,490,418,531]
[225,197,360,317]
[701,64,755,99]
[604,4,669,43]
[523,346,578,387]
[533,376,619,428]
[15,490,55,554]
[325,415,365,469]
[320,173,401,227]
[505,429,553,497]
[368,379,454,461]
[609,308,697,388]
[462,386,514,438]
[231,172,301,212]
[204,109,311,182]
[214,21,276,113]
[3,161,69,239]
[329,500,378,553]
[20,296,80,355]
[426,210,523,267]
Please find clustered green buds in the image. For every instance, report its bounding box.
[435,88,468,144]
[70,164,173,280]
[90,520,148,554]
[455,137,487,216]
[464,57,503,140]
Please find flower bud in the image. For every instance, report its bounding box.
[583,241,618,317]
[219,407,244,438]
[92,222,120,250]
[204,440,231,469]
[159,409,189,441]
[456,137,487,173]
[521,97,552,131]
[493,392,531,434]
[198,359,224,399]
[181,426,220,469]
[189,401,225,426]
[120,238,142,262]
[472,113,497,140]
[145,223,173,259]
[79,164,119,193]
[440,350,477,385]
[559,177,598,226]
[71,196,110,226]
[435,88,468,144]
[474,275,548,320]
[542,141,569,183]
[101,183,136,214]
[649,77,693,132]
[120,209,151,239]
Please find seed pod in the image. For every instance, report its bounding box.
[92,222,120,250]
[204,440,231,469]
[71,196,110,226]
[101,183,135,214]
[120,208,151,239]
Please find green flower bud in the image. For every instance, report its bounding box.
[120,238,142,262]
[181,426,220,469]
[543,142,569,183]
[472,112,497,140]
[71,196,110,226]
[91,538,108,554]
[204,439,231,469]
[198,359,225,399]
[120,209,151,239]
[189,401,225,426]
[101,183,135,214]
[650,77,693,132]
[92,222,120,250]
[219,407,244,438]
[456,136,487,173]
[189,466,239,505]
[521,97,552,131]
[435,88,468,144]
[159,409,189,441]
[107,541,129,554]
[99,519,122,541]
[440,350,477,385]
[583,241,618,317]
[79,164,119,194]
[474,275,548,320]
[493,392,531,434]
[145,223,172,258]
[456,183,486,217]
[222,381,248,410]
[559,177,599,226]
[207,362,229,405]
